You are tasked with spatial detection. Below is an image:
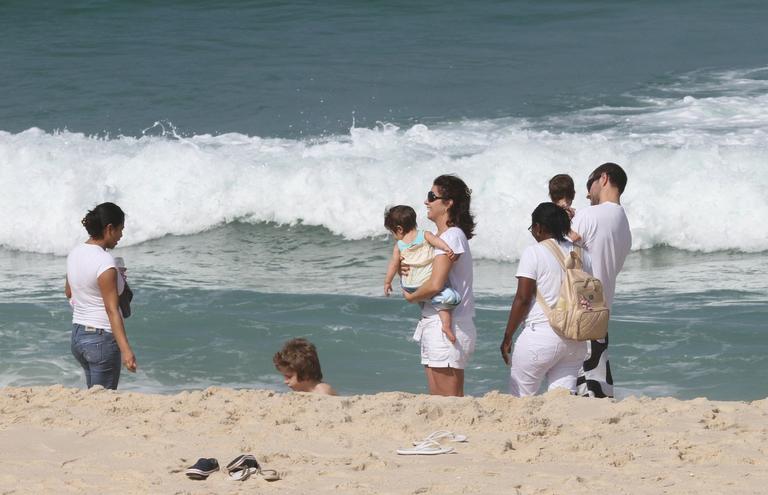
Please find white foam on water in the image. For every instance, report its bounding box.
[1,68,767,259]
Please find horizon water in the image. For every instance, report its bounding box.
[1,1,767,401]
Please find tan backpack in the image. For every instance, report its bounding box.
[535,239,609,341]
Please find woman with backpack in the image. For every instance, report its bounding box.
[500,202,595,396]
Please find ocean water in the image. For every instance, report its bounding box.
[1,1,767,401]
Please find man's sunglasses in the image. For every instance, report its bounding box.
[586,173,600,190]
[427,191,448,202]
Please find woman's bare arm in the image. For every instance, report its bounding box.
[403,254,453,302]
[97,268,137,372]
[423,231,454,258]
[500,277,536,365]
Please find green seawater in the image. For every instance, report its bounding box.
[1,224,765,400]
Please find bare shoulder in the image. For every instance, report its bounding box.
[313,383,337,396]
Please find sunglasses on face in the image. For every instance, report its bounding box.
[586,173,600,191]
[427,191,447,202]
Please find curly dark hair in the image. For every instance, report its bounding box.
[81,202,125,239]
[433,174,475,239]
[273,338,323,382]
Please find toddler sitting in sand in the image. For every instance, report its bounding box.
[273,338,336,395]
[383,205,461,343]
[549,174,582,243]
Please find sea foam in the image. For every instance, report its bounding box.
[1,69,767,259]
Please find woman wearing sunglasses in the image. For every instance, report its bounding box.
[403,175,476,396]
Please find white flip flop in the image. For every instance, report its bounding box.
[412,430,468,446]
[228,466,256,481]
[397,440,455,455]
[258,469,281,481]
[226,455,281,482]
[228,466,281,482]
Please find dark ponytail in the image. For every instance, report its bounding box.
[81,202,125,239]
[433,174,475,240]
[531,202,570,242]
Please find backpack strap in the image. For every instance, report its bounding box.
[535,289,554,318]
[540,239,567,270]
[569,245,584,270]
[543,238,585,270]
[535,239,568,318]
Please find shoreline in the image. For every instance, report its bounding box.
[1,386,766,494]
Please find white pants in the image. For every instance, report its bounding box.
[415,315,476,369]
[509,322,588,397]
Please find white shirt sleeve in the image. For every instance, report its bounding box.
[515,245,538,280]
[572,209,595,250]
[96,253,116,278]
[434,228,466,256]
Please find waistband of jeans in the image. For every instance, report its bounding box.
[73,323,111,334]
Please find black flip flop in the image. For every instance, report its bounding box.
[225,454,258,473]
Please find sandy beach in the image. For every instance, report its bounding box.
[1,386,766,494]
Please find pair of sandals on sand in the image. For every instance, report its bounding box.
[185,454,280,482]
[396,430,468,455]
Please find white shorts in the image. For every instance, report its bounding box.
[414,315,476,369]
[509,322,588,397]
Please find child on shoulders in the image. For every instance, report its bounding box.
[549,174,582,243]
[383,205,461,343]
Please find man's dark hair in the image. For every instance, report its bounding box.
[587,162,627,194]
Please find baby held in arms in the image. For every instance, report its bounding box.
[383,205,461,343]
[273,338,336,395]
[549,174,582,243]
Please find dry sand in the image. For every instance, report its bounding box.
[1,386,766,494]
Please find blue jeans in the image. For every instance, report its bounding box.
[71,324,122,390]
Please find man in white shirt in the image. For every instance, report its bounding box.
[571,163,631,398]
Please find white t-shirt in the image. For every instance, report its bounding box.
[67,243,123,330]
[422,226,475,320]
[516,239,593,326]
[572,202,632,310]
